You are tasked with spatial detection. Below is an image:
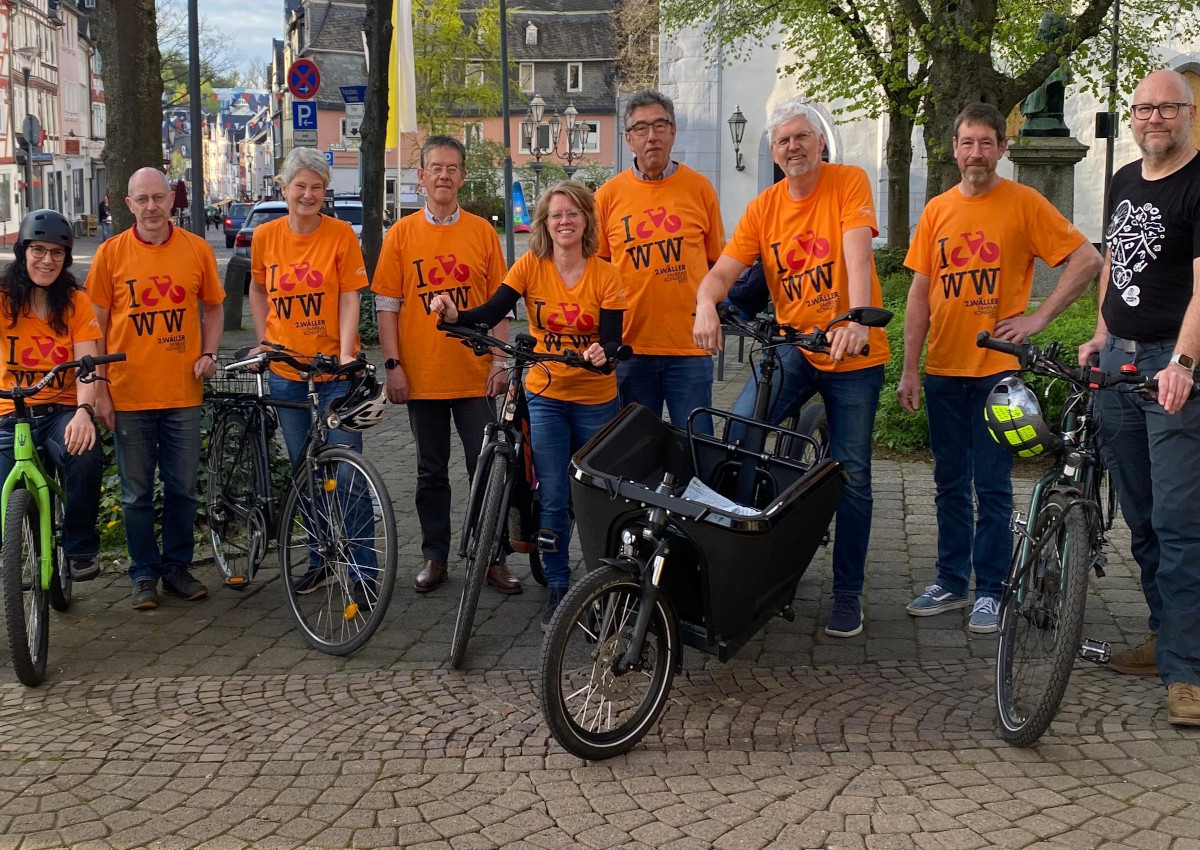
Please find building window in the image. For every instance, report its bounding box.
[584,121,600,154]
[519,62,535,93]
[525,22,537,45]
[465,63,484,86]
[567,63,582,93]
[519,121,553,155]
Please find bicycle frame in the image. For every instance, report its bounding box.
[0,419,62,590]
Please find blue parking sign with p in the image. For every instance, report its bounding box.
[325,152,334,166]
[293,101,317,131]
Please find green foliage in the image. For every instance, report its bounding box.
[413,0,504,136]
[463,137,505,203]
[359,291,380,346]
[462,196,506,225]
[157,0,241,110]
[874,245,908,279]
[516,162,569,201]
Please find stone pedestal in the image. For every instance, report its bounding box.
[1007,136,1090,298]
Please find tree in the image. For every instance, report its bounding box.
[411,0,504,137]
[157,0,242,108]
[614,0,660,91]
[97,0,164,234]
[361,0,394,278]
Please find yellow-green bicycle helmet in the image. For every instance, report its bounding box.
[985,376,1056,458]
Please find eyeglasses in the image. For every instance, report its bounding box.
[130,192,169,207]
[625,119,673,138]
[547,209,583,221]
[424,164,461,176]
[1131,102,1192,120]
[772,131,817,148]
[26,245,66,261]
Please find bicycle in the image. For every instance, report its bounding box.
[2,352,126,687]
[539,306,892,760]
[205,344,397,655]
[975,331,1176,746]
[436,323,625,670]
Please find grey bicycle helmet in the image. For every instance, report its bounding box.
[326,370,387,432]
[984,376,1056,458]
[19,209,74,251]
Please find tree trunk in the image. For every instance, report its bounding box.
[886,106,913,249]
[361,0,394,278]
[97,0,163,234]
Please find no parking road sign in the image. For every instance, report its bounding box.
[288,58,321,100]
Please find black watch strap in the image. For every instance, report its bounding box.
[384,358,400,370]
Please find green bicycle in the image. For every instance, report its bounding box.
[1,352,125,686]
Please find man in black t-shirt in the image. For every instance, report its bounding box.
[1079,69,1200,726]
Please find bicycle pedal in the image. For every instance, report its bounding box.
[224,577,250,591]
[1079,638,1111,664]
[535,529,560,555]
[1010,510,1027,533]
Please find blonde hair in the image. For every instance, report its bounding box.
[528,181,599,259]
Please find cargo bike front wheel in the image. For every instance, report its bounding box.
[539,565,679,760]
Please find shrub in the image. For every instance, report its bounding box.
[873,244,908,278]
[462,196,505,226]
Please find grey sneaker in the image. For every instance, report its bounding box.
[907,584,970,616]
[968,596,1000,634]
[162,569,208,601]
[70,558,101,581]
[131,580,158,610]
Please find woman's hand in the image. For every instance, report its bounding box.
[93,383,116,431]
[64,409,96,455]
[582,342,608,367]
[429,293,459,324]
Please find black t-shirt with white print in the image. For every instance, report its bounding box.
[1102,152,1200,342]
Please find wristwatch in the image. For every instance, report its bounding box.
[202,352,219,363]
[384,358,400,370]
[1171,352,1196,373]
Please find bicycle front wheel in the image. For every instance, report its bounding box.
[3,490,49,686]
[450,452,508,669]
[996,493,1091,746]
[278,447,397,655]
[207,409,269,589]
[540,565,679,761]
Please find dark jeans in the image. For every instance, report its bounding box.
[731,353,884,598]
[1096,336,1200,687]
[406,396,496,562]
[527,395,621,588]
[618,354,714,435]
[114,406,202,583]
[267,374,362,459]
[923,372,1015,601]
[0,409,101,560]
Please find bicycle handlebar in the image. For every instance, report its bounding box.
[223,344,369,379]
[438,322,631,376]
[716,303,884,357]
[0,352,127,401]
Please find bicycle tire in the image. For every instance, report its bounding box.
[529,548,547,587]
[540,565,678,760]
[278,446,397,655]
[208,409,269,588]
[450,452,508,669]
[47,486,70,612]
[996,493,1091,746]
[3,490,49,686]
[795,401,829,466]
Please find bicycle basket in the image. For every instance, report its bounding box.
[207,361,269,398]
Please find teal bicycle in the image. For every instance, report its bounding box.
[1,352,125,686]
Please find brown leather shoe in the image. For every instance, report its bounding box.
[414,560,448,592]
[1108,632,1157,675]
[1167,682,1200,726]
[486,562,522,595]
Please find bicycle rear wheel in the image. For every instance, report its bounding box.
[278,447,397,655]
[996,493,1091,746]
[3,490,49,686]
[540,565,678,760]
[208,409,269,589]
[47,485,70,612]
[450,452,508,669]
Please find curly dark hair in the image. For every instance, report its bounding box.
[1,244,80,336]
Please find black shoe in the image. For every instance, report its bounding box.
[131,580,159,610]
[541,586,567,632]
[351,579,377,612]
[162,569,208,601]
[294,564,333,595]
[70,558,101,582]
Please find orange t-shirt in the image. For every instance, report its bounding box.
[905,179,1087,377]
[595,165,724,355]
[86,225,225,410]
[0,289,102,416]
[372,211,506,399]
[725,164,890,371]
[504,252,627,405]
[251,215,367,380]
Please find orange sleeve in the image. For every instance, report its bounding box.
[599,262,627,311]
[700,177,725,263]
[70,291,102,343]
[724,194,765,266]
[839,168,879,236]
[198,239,225,305]
[1026,193,1087,267]
[904,211,934,276]
[84,241,113,309]
[337,226,368,292]
[504,252,534,297]
[595,183,613,260]
[371,225,404,298]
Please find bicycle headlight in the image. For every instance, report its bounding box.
[984,376,1057,458]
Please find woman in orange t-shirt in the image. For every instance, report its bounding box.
[0,210,104,581]
[431,181,627,625]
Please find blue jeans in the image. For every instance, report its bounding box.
[267,373,375,580]
[0,409,101,561]
[527,395,621,588]
[114,406,202,583]
[618,354,714,435]
[923,372,1014,601]
[1095,337,1200,687]
[731,353,884,598]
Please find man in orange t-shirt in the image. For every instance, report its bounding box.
[693,97,889,639]
[86,167,225,611]
[595,90,724,434]
[373,136,520,595]
[898,103,1100,633]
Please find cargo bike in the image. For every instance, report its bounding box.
[538,306,893,759]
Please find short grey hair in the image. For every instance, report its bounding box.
[623,89,675,129]
[766,97,825,142]
[280,146,331,188]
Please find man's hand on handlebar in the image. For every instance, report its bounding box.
[1076,334,1105,367]
[828,322,868,361]
[693,301,722,352]
[1156,361,1194,414]
[430,293,458,324]
[994,313,1046,343]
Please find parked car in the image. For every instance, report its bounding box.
[333,199,363,241]
[222,203,252,248]
[232,200,288,291]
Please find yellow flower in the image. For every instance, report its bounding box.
[106,520,118,529]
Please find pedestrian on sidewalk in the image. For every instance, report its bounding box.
[98,196,110,241]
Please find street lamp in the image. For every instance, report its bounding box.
[728,104,747,172]
[15,46,39,212]
[520,94,592,196]
[558,103,590,179]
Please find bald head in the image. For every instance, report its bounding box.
[1133,69,1192,105]
[1130,70,1196,166]
[127,167,170,197]
[126,168,173,243]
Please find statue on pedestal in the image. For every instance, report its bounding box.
[1019,13,1072,138]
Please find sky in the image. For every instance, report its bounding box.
[199,0,285,74]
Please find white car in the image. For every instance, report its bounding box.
[333,199,363,241]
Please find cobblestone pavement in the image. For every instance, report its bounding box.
[0,235,1196,848]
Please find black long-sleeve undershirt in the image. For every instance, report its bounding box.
[451,284,625,356]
